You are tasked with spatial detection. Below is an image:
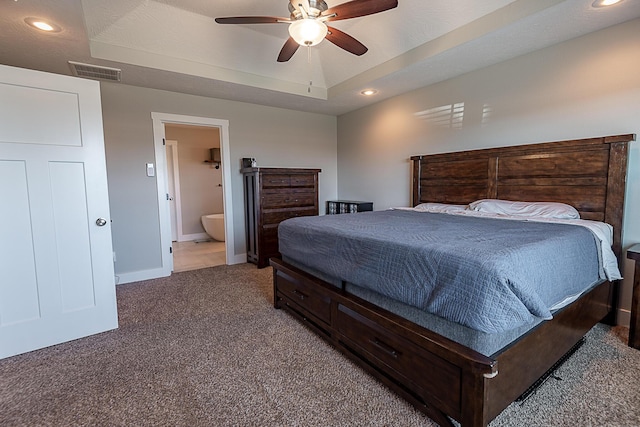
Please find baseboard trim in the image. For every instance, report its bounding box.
[116,267,171,285]
[228,253,247,265]
[617,308,630,328]
[116,254,245,285]
[178,232,209,242]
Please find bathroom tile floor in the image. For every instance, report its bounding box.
[172,240,226,273]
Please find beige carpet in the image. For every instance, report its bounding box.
[1,264,639,426]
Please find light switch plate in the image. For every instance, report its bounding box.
[146,162,155,177]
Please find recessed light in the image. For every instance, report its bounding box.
[592,0,622,7]
[361,89,378,96]
[24,17,62,33]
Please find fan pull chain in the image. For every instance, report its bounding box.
[307,45,312,93]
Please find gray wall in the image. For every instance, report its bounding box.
[337,19,640,324]
[101,84,337,276]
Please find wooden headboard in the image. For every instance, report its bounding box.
[411,134,636,264]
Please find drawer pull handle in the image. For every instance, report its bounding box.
[370,338,399,358]
[293,289,308,300]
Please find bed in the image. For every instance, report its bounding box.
[270,134,635,426]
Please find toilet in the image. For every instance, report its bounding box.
[201,214,225,241]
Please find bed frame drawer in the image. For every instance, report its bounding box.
[336,303,462,415]
[276,272,332,325]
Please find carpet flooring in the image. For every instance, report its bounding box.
[1,264,639,426]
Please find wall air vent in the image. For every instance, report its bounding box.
[68,61,121,82]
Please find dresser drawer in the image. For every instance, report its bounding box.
[262,187,316,196]
[276,271,331,325]
[262,174,316,188]
[262,174,291,188]
[263,208,317,224]
[261,224,279,242]
[336,304,461,414]
[259,225,279,257]
[262,193,316,209]
[260,242,279,260]
[290,174,316,187]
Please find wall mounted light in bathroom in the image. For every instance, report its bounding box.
[205,147,221,169]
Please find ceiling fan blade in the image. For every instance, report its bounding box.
[325,26,367,56]
[215,16,288,24]
[324,0,398,21]
[277,37,300,62]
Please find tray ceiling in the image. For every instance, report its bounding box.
[1,0,639,115]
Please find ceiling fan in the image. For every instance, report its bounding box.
[215,0,398,62]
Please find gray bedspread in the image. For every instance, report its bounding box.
[278,210,603,333]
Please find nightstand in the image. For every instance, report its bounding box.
[627,244,640,349]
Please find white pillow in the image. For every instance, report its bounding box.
[414,203,468,213]
[469,199,580,219]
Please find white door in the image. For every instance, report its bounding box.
[0,64,118,359]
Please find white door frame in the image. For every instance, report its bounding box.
[151,113,237,270]
[165,140,182,242]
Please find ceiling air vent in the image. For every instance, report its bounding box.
[68,61,121,82]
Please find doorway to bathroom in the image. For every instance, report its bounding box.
[151,112,239,277]
[164,125,226,272]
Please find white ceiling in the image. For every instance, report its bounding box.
[2,0,639,116]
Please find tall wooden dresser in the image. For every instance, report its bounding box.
[242,167,321,268]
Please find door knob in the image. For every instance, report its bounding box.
[96,218,107,226]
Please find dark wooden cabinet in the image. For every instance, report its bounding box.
[242,167,321,268]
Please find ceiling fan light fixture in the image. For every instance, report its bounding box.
[216,0,398,61]
[288,19,327,46]
[592,0,622,6]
